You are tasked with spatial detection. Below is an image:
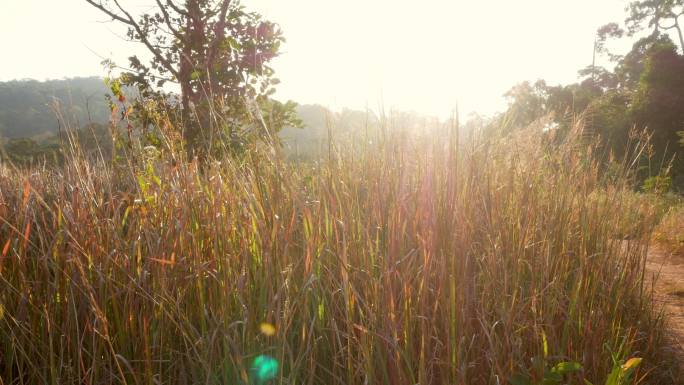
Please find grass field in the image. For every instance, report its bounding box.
[0,119,680,384]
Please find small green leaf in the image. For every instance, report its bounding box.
[605,366,621,385]
[552,361,582,374]
[621,357,641,372]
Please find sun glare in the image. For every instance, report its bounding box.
[2,0,625,118]
[249,0,625,117]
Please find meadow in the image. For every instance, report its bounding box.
[0,116,681,384]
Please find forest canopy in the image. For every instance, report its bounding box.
[501,1,684,190]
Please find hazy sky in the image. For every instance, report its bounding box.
[1,0,629,117]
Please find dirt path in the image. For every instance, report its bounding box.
[645,245,684,353]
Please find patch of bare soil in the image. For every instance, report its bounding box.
[645,245,684,355]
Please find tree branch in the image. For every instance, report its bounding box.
[657,20,678,29]
[674,15,684,51]
[92,0,181,79]
[218,0,231,27]
[166,0,189,17]
[85,0,133,25]
[206,0,231,70]
[154,0,184,41]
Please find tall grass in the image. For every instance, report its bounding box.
[0,118,678,384]
[652,196,684,255]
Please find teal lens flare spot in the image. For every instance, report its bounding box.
[251,355,278,383]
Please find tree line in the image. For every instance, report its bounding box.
[500,0,684,191]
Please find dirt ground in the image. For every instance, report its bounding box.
[645,245,684,356]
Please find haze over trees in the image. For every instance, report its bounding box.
[0,77,385,164]
[0,77,110,139]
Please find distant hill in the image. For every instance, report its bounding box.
[0,77,111,138]
[0,77,381,137]
[0,78,438,162]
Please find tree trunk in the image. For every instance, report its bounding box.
[180,5,198,157]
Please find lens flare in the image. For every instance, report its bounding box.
[259,322,276,336]
[251,355,278,383]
